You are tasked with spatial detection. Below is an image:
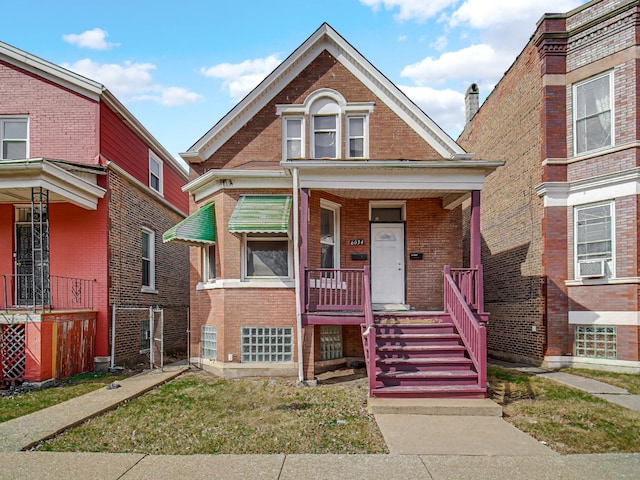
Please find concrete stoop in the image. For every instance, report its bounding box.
[367,397,502,416]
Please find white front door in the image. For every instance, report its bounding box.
[371,223,405,304]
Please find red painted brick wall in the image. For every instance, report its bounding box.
[0,59,98,164]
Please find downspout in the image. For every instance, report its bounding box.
[292,167,305,384]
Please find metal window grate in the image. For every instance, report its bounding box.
[320,325,342,361]
[574,325,616,359]
[201,325,217,360]
[140,318,150,352]
[241,327,292,363]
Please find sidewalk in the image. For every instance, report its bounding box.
[0,361,639,479]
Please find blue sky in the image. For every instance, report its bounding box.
[2,0,588,162]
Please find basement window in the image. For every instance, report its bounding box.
[241,327,292,362]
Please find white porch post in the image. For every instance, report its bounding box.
[292,168,304,383]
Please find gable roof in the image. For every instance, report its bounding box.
[181,23,465,163]
[0,40,188,180]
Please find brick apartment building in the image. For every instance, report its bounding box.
[459,0,640,373]
[0,40,190,384]
[166,24,502,398]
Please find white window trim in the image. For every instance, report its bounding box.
[149,150,164,195]
[572,71,614,157]
[346,114,368,159]
[141,227,157,293]
[0,116,29,160]
[282,116,305,160]
[202,244,216,283]
[573,201,615,281]
[320,199,341,269]
[369,201,407,221]
[241,235,293,281]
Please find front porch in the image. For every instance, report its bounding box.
[301,264,488,398]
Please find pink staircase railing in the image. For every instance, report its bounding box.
[444,265,487,392]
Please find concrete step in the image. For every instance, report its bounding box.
[367,397,502,416]
[370,384,487,399]
[377,345,467,358]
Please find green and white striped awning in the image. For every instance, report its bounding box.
[228,195,292,234]
[163,202,216,245]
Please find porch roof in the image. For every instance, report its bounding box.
[0,158,106,210]
[163,202,216,245]
[229,195,292,234]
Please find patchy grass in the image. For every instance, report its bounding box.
[36,371,387,455]
[561,368,640,395]
[488,365,640,454]
[0,372,130,423]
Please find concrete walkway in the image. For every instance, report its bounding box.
[0,361,639,479]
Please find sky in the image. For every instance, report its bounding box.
[2,0,589,164]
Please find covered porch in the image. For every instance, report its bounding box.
[283,157,501,398]
[0,158,105,386]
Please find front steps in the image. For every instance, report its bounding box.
[367,312,486,399]
[367,397,501,416]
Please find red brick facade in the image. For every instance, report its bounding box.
[460,0,640,371]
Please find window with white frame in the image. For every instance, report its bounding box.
[241,326,293,362]
[313,115,338,158]
[1,117,28,160]
[202,245,216,283]
[347,115,366,158]
[320,325,342,361]
[575,202,613,279]
[140,318,151,352]
[284,117,304,159]
[320,202,340,269]
[141,228,156,290]
[201,325,217,360]
[149,150,163,194]
[574,72,613,155]
[574,325,616,359]
[244,236,291,278]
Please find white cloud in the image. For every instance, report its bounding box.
[62,59,203,106]
[360,0,458,22]
[449,0,586,29]
[201,54,282,100]
[400,85,465,135]
[398,34,407,42]
[401,43,508,85]
[431,35,448,51]
[62,28,120,50]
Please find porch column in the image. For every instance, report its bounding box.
[299,187,309,312]
[470,190,481,268]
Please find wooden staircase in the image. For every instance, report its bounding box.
[364,313,486,399]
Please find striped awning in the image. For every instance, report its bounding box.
[228,195,292,234]
[163,202,216,245]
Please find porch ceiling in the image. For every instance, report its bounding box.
[0,159,106,210]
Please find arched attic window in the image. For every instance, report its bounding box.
[277,88,373,160]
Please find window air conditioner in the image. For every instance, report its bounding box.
[578,260,605,278]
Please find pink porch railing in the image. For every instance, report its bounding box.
[444,265,487,391]
[305,268,366,312]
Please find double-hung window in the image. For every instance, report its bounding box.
[574,72,613,155]
[320,202,340,269]
[1,117,28,160]
[149,150,163,195]
[347,116,366,158]
[575,202,613,279]
[202,245,216,283]
[142,228,156,291]
[313,115,338,158]
[284,117,304,159]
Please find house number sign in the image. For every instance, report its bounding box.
[350,239,365,246]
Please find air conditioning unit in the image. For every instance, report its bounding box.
[578,260,605,278]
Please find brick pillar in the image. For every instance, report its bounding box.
[302,324,315,381]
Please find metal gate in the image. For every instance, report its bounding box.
[0,323,26,387]
[110,305,164,371]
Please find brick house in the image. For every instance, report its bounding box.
[459,0,640,373]
[166,24,502,398]
[0,40,190,385]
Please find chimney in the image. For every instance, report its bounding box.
[465,83,479,124]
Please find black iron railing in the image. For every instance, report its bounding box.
[1,274,94,312]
